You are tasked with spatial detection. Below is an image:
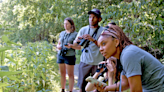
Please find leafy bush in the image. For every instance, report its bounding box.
[0,35,60,91]
[102,0,164,61]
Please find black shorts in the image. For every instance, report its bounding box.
[57,54,76,65]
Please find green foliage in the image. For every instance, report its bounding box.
[0,0,163,91]
[0,33,60,91]
[102,0,164,60]
[1,0,163,58]
[1,0,122,44]
[0,34,24,91]
[4,41,60,91]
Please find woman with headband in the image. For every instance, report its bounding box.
[85,22,121,92]
[94,25,164,92]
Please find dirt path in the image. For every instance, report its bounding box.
[66,64,94,92]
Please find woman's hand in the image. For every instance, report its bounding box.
[64,43,72,49]
[57,39,62,50]
[57,45,62,50]
[94,82,106,92]
[106,57,117,78]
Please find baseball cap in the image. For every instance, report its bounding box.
[88,8,101,18]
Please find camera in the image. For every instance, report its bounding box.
[99,63,107,69]
[77,38,88,46]
[60,48,68,56]
[96,63,108,73]
[97,63,108,79]
[64,43,68,46]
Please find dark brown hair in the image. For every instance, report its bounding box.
[64,17,75,32]
[105,25,133,52]
[102,25,132,82]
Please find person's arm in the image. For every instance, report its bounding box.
[56,39,62,50]
[95,75,129,91]
[85,71,102,91]
[107,72,114,86]
[105,75,129,91]
[92,39,98,46]
[85,61,108,91]
[70,37,81,50]
[67,41,81,50]
[120,50,143,91]
[83,34,98,46]
[105,75,142,92]
[64,42,81,50]
[128,75,142,92]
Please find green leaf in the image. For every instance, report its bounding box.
[0,47,12,52]
[41,72,46,81]
[7,41,22,46]
[0,83,10,87]
[0,71,23,77]
[6,56,17,64]
[8,76,21,82]
[1,35,9,43]
[157,17,164,22]
[3,32,12,35]
[1,51,5,64]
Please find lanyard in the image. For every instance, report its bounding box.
[88,26,100,39]
[62,31,71,47]
[84,26,100,49]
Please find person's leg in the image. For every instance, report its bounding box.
[77,62,94,92]
[91,65,98,76]
[77,62,86,92]
[66,64,74,91]
[64,55,76,91]
[58,63,66,90]
[82,65,98,92]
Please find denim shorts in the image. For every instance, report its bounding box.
[57,54,76,65]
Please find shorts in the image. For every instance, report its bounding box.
[77,62,98,91]
[57,54,76,65]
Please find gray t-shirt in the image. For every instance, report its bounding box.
[121,45,164,92]
[58,31,77,56]
[76,25,104,65]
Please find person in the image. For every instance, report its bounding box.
[72,8,104,92]
[85,22,118,92]
[94,24,164,92]
[85,56,118,92]
[105,22,116,28]
[56,17,79,92]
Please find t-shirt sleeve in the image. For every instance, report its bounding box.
[59,31,64,39]
[75,27,86,40]
[121,50,142,78]
[74,32,78,39]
